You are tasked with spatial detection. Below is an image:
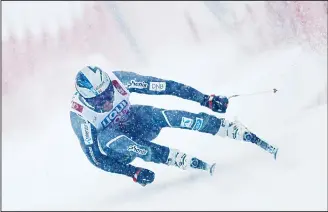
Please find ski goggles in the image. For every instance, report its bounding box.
[84,83,115,109]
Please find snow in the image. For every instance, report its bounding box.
[2,2,327,211]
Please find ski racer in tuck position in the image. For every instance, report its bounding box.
[70,66,278,187]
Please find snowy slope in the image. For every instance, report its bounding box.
[2,2,327,211]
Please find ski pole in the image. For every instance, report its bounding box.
[228,88,278,99]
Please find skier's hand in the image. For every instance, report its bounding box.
[201,94,229,113]
[132,168,155,186]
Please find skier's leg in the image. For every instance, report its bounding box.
[125,105,221,136]
[132,105,278,158]
[98,128,215,174]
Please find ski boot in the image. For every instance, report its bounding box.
[166,148,216,175]
[216,119,279,159]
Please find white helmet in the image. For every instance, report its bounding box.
[75,66,114,111]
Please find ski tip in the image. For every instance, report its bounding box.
[273,148,279,160]
[209,163,216,176]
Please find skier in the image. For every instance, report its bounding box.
[70,66,278,187]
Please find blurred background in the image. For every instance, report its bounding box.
[2,1,327,131]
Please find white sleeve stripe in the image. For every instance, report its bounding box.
[162,110,172,127]
[106,135,125,148]
[105,135,136,148]
[97,139,107,156]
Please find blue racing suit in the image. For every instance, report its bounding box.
[70,71,223,180]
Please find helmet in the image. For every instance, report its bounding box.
[75,66,114,112]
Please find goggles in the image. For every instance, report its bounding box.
[84,84,114,109]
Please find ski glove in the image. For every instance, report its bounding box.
[132,168,155,186]
[201,94,229,113]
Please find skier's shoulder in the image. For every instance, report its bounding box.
[105,69,123,77]
[111,69,142,79]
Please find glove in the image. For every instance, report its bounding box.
[201,94,229,113]
[132,168,155,186]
